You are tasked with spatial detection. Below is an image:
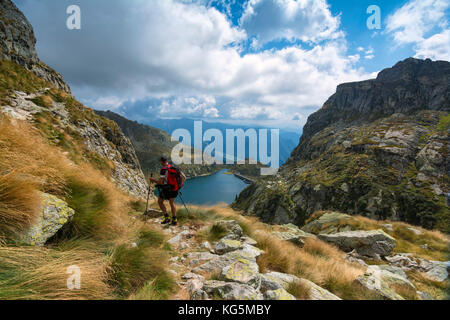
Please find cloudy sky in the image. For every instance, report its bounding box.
[15,0,450,131]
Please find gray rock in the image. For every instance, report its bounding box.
[219,258,260,289]
[187,252,219,267]
[241,236,258,246]
[202,280,263,300]
[192,244,263,274]
[259,272,341,300]
[417,291,434,300]
[19,193,75,246]
[386,253,449,282]
[356,265,415,300]
[213,220,243,237]
[424,261,449,282]
[318,229,396,258]
[187,279,207,300]
[167,230,192,246]
[272,223,316,246]
[214,238,243,254]
[302,212,352,234]
[198,241,212,250]
[264,289,296,300]
[182,273,205,281]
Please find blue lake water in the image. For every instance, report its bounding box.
[176,169,249,205]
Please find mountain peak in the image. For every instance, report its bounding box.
[0,0,71,93]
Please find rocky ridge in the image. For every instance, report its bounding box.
[0,0,71,93]
[234,58,449,232]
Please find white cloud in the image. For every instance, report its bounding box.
[19,0,372,128]
[240,0,343,45]
[386,0,450,60]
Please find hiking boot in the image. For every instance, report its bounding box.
[170,217,178,226]
[161,215,171,224]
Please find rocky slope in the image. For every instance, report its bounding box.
[234,58,449,232]
[0,0,71,93]
[0,0,147,198]
[143,208,448,300]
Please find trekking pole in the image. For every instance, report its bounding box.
[178,191,190,215]
[144,173,152,216]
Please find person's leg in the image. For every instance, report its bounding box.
[169,198,177,218]
[158,196,167,214]
[159,196,171,224]
[169,198,177,225]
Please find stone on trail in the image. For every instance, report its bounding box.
[167,230,192,246]
[318,229,396,258]
[192,244,263,275]
[202,280,263,300]
[214,238,244,254]
[182,272,205,281]
[219,258,260,289]
[187,279,207,300]
[19,193,75,246]
[241,236,258,246]
[259,272,341,300]
[213,220,243,237]
[263,289,296,300]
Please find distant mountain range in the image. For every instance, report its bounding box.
[140,117,302,165]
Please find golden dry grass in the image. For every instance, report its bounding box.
[0,114,176,299]
[0,246,112,300]
[195,206,369,300]
[0,170,40,236]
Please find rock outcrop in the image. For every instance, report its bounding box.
[0,0,71,93]
[356,265,416,300]
[19,193,75,246]
[0,1,147,197]
[234,58,450,232]
[317,230,396,258]
[1,90,148,198]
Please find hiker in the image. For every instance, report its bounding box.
[149,156,182,226]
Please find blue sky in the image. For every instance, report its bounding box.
[15,0,450,131]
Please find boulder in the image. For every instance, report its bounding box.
[213,220,243,238]
[302,212,352,234]
[318,229,396,258]
[192,244,263,275]
[424,261,449,282]
[19,193,75,246]
[386,254,449,282]
[214,239,243,254]
[219,258,260,289]
[187,279,207,300]
[272,224,316,246]
[241,236,258,246]
[356,265,416,300]
[260,272,299,291]
[167,230,192,246]
[202,280,262,300]
[264,289,296,300]
[259,272,341,300]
